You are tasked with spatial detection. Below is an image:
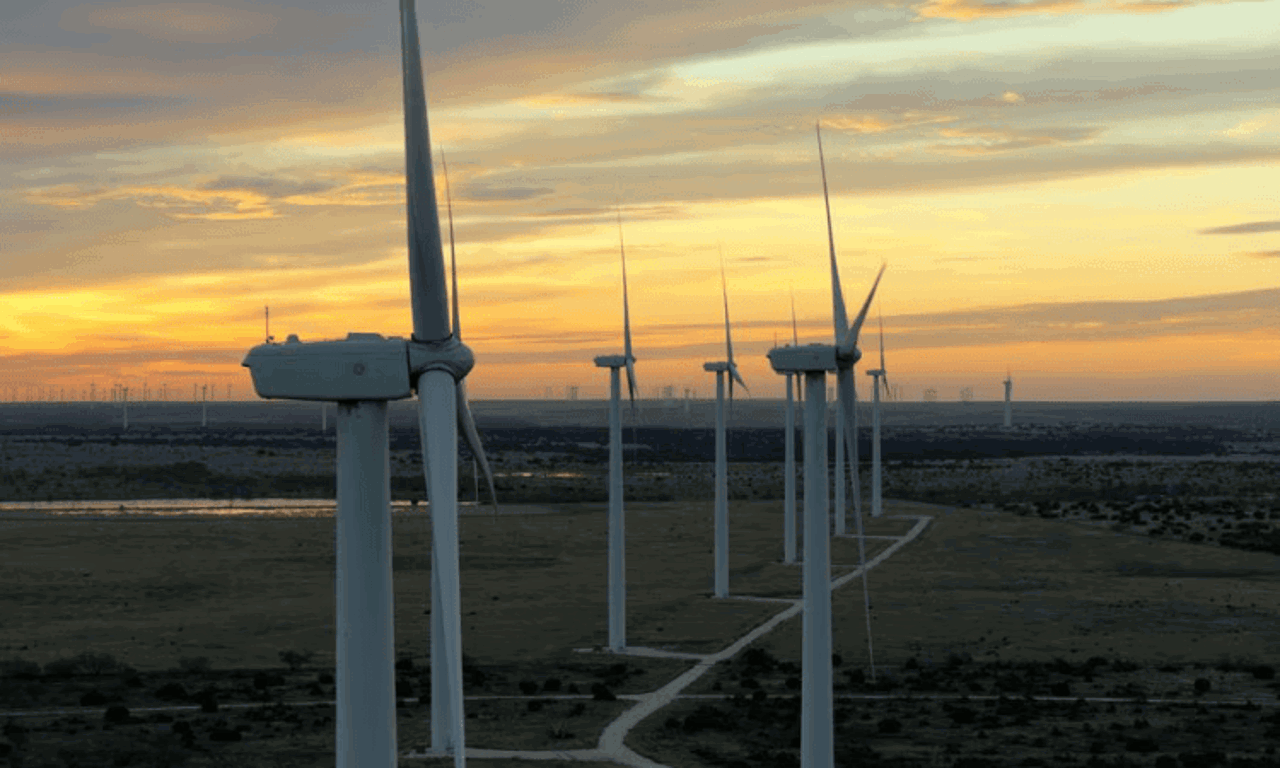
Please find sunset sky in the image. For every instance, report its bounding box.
[4,0,1278,403]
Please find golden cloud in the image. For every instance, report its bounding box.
[25,183,277,221]
[913,0,1233,19]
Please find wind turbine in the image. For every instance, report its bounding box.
[816,122,882,693]
[593,206,637,653]
[243,2,495,764]
[866,310,889,518]
[766,262,883,768]
[703,253,747,598]
[1003,370,1013,428]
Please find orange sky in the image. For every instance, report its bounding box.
[3,0,1278,402]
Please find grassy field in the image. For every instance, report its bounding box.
[3,497,1279,766]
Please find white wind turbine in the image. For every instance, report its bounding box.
[704,254,747,598]
[817,121,880,684]
[243,2,495,765]
[866,311,890,518]
[593,207,637,653]
[767,265,882,768]
[1003,370,1013,428]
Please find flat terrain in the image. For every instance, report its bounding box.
[3,499,1279,766]
[2,401,1279,766]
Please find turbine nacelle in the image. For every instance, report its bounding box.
[767,343,839,373]
[242,333,414,401]
[594,354,635,369]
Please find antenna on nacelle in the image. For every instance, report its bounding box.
[265,305,274,343]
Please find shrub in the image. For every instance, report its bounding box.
[155,682,189,701]
[1253,665,1276,680]
[1050,682,1071,697]
[0,659,41,679]
[194,687,219,713]
[103,705,131,725]
[177,656,210,675]
[318,672,334,685]
[395,657,415,672]
[80,690,108,706]
[590,683,615,701]
[831,653,843,668]
[396,680,414,698]
[548,720,574,739]
[785,677,801,691]
[278,650,313,672]
[742,647,778,672]
[569,702,586,717]
[543,677,562,692]
[519,680,539,695]
[1194,678,1211,694]
[1125,737,1159,753]
[527,700,543,712]
[878,718,903,734]
[209,727,242,742]
[254,672,285,690]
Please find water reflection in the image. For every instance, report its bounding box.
[0,499,501,519]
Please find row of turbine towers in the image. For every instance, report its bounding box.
[1,382,230,402]
[240,3,1019,766]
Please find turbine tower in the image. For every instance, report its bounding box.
[780,289,801,564]
[866,311,889,518]
[703,254,747,598]
[1003,371,1013,428]
[593,206,637,653]
[243,2,495,764]
[767,267,882,768]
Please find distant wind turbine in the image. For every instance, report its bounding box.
[866,309,889,518]
[593,205,637,652]
[1004,370,1014,428]
[704,252,747,598]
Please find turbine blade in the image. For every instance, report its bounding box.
[414,375,466,763]
[618,206,637,411]
[817,121,849,343]
[456,379,498,513]
[720,248,734,368]
[840,263,886,356]
[878,307,886,373]
[401,0,450,342]
[790,286,799,346]
[442,148,461,339]
[730,364,748,393]
[625,358,638,412]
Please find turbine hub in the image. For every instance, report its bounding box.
[408,336,475,384]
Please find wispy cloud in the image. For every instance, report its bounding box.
[1199,220,1280,235]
